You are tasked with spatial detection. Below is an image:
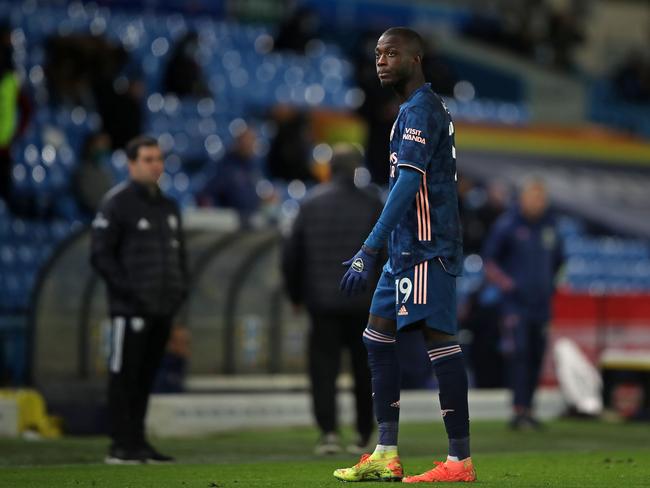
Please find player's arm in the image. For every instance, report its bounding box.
[89,198,133,298]
[482,219,515,292]
[363,167,423,252]
[341,108,440,296]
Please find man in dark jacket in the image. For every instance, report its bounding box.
[91,135,188,464]
[483,178,564,429]
[282,144,383,455]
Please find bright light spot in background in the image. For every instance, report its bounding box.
[287,179,307,200]
[151,37,170,57]
[312,143,333,163]
[254,34,274,54]
[41,145,56,166]
[24,145,38,165]
[229,118,248,137]
[222,50,241,71]
[28,65,44,85]
[204,134,224,158]
[464,254,483,273]
[12,164,26,182]
[197,98,215,117]
[345,88,365,109]
[163,95,179,115]
[90,16,107,36]
[158,172,171,191]
[173,173,189,192]
[71,106,87,125]
[281,199,300,219]
[354,167,371,188]
[454,80,476,103]
[497,103,521,124]
[32,165,45,184]
[157,133,174,152]
[147,93,164,113]
[230,68,249,88]
[256,179,275,199]
[305,84,325,106]
[320,56,342,76]
[112,150,127,169]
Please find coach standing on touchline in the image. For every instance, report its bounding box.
[91,135,188,464]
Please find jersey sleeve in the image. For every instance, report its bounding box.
[396,107,440,174]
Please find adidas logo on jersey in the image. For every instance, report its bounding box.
[398,305,408,316]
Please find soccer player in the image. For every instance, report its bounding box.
[333,27,475,483]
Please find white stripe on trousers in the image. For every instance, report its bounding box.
[110,316,126,373]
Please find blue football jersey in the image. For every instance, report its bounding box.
[386,83,463,276]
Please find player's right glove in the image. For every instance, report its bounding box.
[339,245,378,297]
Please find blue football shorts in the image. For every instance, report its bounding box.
[369,257,457,334]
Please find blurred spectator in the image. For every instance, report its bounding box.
[153,325,191,394]
[45,33,142,148]
[613,51,650,103]
[460,178,511,255]
[198,127,261,223]
[482,178,564,430]
[462,0,584,71]
[0,22,32,207]
[273,6,320,54]
[96,77,144,150]
[267,106,313,182]
[90,135,188,464]
[163,32,210,98]
[72,132,115,218]
[281,143,382,455]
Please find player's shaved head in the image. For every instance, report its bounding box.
[375,27,426,93]
[380,27,424,58]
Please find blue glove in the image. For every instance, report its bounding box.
[339,246,378,296]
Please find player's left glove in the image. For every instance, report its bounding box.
[340,245,378,296]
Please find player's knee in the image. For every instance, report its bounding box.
[362,325,396,349]
[368,314,397,335]
[424,328,457,346]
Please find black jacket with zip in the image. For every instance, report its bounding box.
[90,180,188,318]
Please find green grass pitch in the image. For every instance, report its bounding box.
[1,419,649,487]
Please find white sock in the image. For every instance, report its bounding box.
[374,444,398,453]
[447,455,460,462]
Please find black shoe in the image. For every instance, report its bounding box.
[105,446,147,465]
[141,443,175,463]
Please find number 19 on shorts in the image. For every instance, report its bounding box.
[395,278,412,304]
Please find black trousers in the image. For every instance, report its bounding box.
[308,311,373,440]
[107,315,172,449]
[501,314,548,410]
